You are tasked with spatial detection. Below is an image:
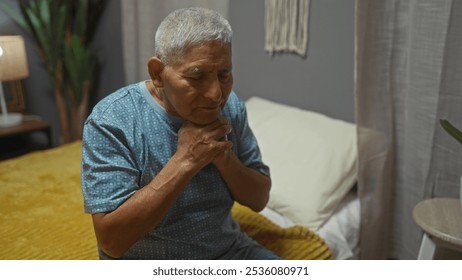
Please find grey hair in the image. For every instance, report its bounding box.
[154,7,232,65]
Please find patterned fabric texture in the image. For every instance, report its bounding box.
[0,142,331,260]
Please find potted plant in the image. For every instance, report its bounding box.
[440,119,462,206]
[0,0,107,143]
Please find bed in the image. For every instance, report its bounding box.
[0,97,359,260]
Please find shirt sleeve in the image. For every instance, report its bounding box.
[81,117,140,214]
[228,93,270,177]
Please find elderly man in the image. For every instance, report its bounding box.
[81,7,280,260]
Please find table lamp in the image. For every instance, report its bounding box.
[0,35,29,128]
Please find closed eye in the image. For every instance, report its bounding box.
[185,67,204,81]
[219,70,232,82]
[187,74,203,81]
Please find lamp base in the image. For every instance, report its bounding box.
[0,113,23,128]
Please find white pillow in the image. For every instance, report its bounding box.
[245,97,357,230]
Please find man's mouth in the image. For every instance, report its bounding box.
[199,105,221,111]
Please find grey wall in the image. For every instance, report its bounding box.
[0,0,125,145]
[229,0,355,122]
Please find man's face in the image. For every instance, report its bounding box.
[157,41,233,125]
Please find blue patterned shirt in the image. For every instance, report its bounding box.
[81,81,270,259]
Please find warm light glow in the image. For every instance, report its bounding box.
[0,36,29,81]
[0,35,29,127]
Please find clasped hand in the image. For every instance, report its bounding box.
[177,117,233,171]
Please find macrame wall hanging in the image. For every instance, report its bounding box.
[265,0,310,57]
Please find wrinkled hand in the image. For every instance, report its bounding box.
[177,118,233,171]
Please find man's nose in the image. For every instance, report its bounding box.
[204,76,222,102]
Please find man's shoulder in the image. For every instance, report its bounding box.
[225,91,245,112]
[222,91,248,130]
[88,82,144,121]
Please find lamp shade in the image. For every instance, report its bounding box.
[0,35,29,81]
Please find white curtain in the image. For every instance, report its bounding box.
[356,0,462,259]
[120,0,229,85]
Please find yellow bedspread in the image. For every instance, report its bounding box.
[0,142,331,260]
[233,203,332,260]
[0,142,97,259]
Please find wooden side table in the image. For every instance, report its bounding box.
[413,198,462,259]
[0,118,52,160]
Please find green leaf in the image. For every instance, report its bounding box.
[38,0,50,24]
[440,119,462,145]
[63,34,96,104]
[74,0,89,39]
[0,1,29,31]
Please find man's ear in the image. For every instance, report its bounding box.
[147,57,164,87]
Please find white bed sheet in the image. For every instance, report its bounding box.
[260,191,360,260]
